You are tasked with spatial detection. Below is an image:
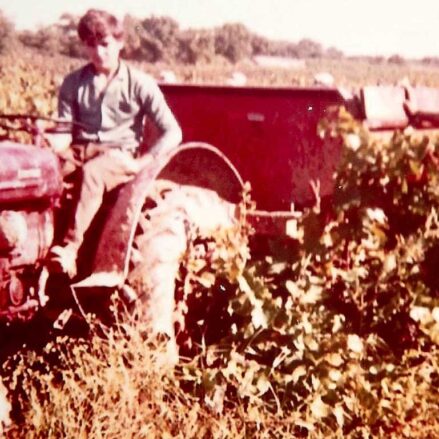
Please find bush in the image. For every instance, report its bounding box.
[173,108,439,436]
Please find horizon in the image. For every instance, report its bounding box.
[1,0,438,59]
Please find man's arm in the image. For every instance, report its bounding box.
[136,73,182,168]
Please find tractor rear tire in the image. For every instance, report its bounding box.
[126,179,238,344]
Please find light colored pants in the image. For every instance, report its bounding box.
[58,143,137,251]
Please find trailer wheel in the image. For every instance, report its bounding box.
[125,179,238,342]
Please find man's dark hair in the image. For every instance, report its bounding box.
[77,9,124,45]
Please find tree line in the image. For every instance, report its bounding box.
[2,9,437,65]
[0,10,343,63]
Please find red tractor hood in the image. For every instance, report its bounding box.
[0,141,62,203]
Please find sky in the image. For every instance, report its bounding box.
[1,0,438,59]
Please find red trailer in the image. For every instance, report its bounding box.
[160,84,344,210]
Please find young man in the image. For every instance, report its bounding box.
[49,9,182,278]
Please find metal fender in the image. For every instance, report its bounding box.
[72,142,244,289]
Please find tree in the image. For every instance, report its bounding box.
[121,15,143,60]
[0,10,15,54]
[177,29,216,64]
[421,57,439,66]
[388,54,405,65]
[296,38,323,58]
[214,23,253,63]
[140,16,180,62]
[56,13,83,58]
[17,13,84,58]
[325,46,344,59]
[18,27,60,54]
[250,34,270,56]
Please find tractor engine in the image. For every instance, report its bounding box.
[0,141,62,321]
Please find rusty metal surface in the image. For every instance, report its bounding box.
[74,142,244,288]
[0,298,39,321]
[0,209,54,266]
[247,210,301,236]
[160,84,344,209]
[0,141,62,203]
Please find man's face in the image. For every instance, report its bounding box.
[84,35,123,73]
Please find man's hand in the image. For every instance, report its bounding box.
[46,133,72,153]
[107,149,141,174]
[107,149,154,174]
[137,153,154,170]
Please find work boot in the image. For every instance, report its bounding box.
[47,244,78,279]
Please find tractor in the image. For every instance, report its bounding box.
[0,81,437,348]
